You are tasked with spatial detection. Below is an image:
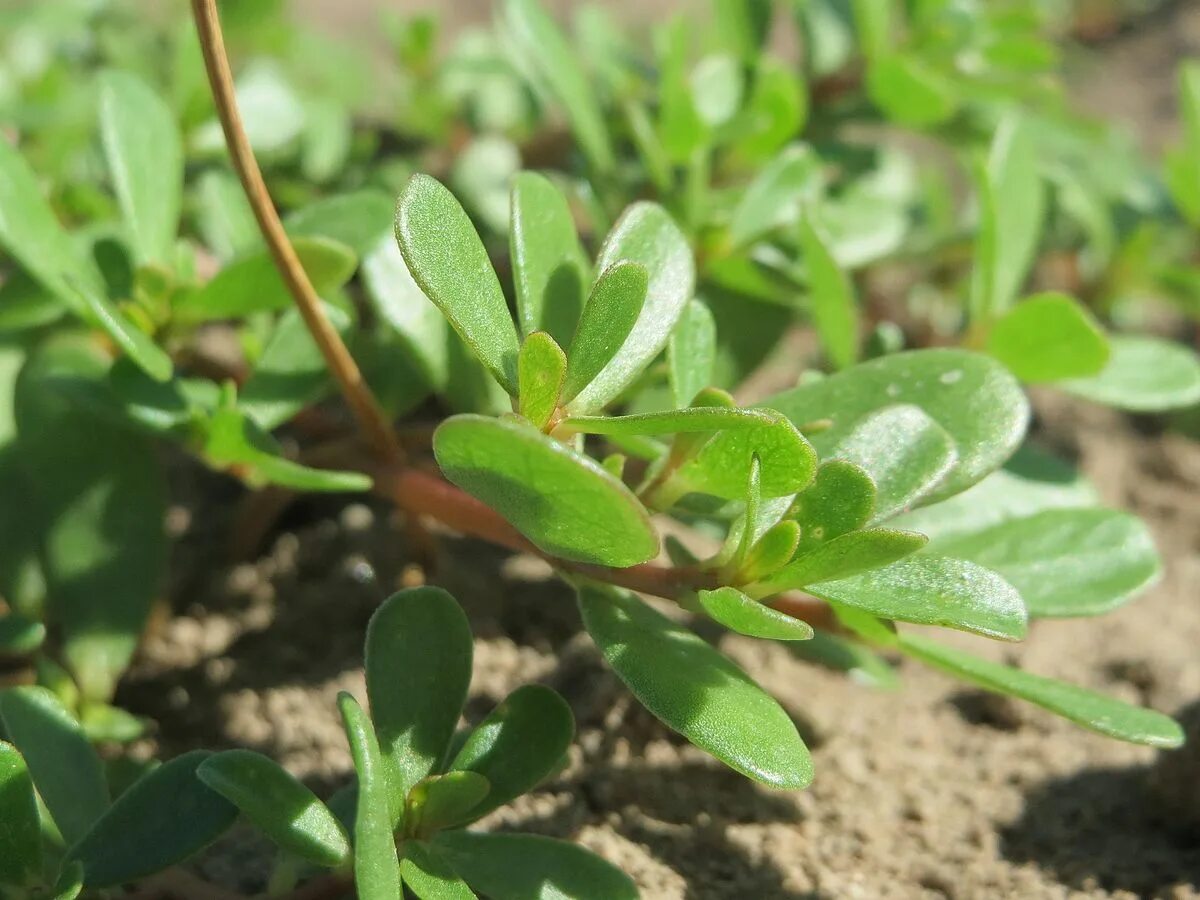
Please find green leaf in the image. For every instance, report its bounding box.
[239,304,354,430]
[407,772,490,836]
[194,170,259,262]
[800,212,859,371]
[986,293,1110,383]
[668,299,716,407]
[49,861,83,900]
[656,19,708,161]
[831,405,957,522]
[509,172,589,345]
[729,58,807,162]
[204,405,372,493]
[338,693,402,900]
[0,138,101,303]
[672,412,817,500]
[740,520,802,581]
[79,703,145,744]
[504,0,615,174]
[434,415,658,566]
[365,588,474,821]
[68,751,237,887]
[98,70,182,266]
[923,508,1158,618]
[0,614,45,656]
[749,528,928,597]
[899,634,1184,747]
[890,443,1097,543]
[564,406,783,437]
[433,831,638,900]
[807,557,1027,641]
[1061,335,1200,412]
[0,741,41,887]
[792,459,876,553]
[867,54,957,127]
[567,203,694,413]
[197,750,351,868]
[713,0,772,62]
[562,262,648,403]
[727,145,820,249]
[1166,62,1200,226]
[969,115,1045,320]
[395,175,520,394]
[15,340,169,699]
[0,688,106,846]
[690,54,743,128]
[285,189,395,257]
[71,281,173,383]
[450,684,573,820]
[766,349,1029,503]
[518,332,567,430]
[178,237,357,322]
[578,583,813,788]
[698,587,814,640]
[401,841,478,900]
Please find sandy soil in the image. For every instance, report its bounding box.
[114,388,1200,900]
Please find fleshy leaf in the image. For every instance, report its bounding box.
[338,693,402,900]
[923,508,1158,618]
[0,614,45,656]
[509,172,589,345]
[450,684,573,820]
[177,237,357,322]
[562,262,648,403]
[518,332,567,430]
[71,281,173,383]
[986,292,1109,383]
[98,70,182,266]
[504,0,616,174]
[578,583,813,788]
[433,831,639,900]
[395,175,520,394]
[407,772,491,837]
[766,349,1029,502]
[749,528,928,598]
[792,460,876,553]
[969,115,1045,319]
[739,520,802,582]
[365,588,473,820]
[807,557,1027,641]
[401,841,478,900]
[800,212,859,370]
[567,203,694,412]
[727,144,820,248]
[1061,336,1200,412]
[434,415,658,566]
[0,741,41,887]
[698,587,814,640]
[900,634,1183,747]
[285,190,395,256]
[668,299,716,407]
[671,412,817,500]
[830,405,957,522]
[68,751,237,887]
[563,406,781,436]
[867,54,957,127]
[197,750,351,868]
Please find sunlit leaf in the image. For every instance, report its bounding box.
[698,587,814,640]
[749,528,927,597]
[0,741,41,887]
[338,693,401,900]
[1062,335,1200,412]
[986,293,1109,383]
[562,262,647,403]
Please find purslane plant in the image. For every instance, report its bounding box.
[0,587,635,899]
[0,0,1194,894]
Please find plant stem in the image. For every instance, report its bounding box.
[189,0,404,466]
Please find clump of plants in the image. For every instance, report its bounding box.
[0,0,1197,894]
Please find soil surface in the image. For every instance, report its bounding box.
[116,390,1200,900]
[110,2,1200,897]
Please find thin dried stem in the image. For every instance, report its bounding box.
[189,0,404,465]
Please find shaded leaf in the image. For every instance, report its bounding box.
[285,189,395,257]
[578,583,813,788]
[749,528,927,597]
[365,587,474,820]
[395,175,520,394]
[198,750,351,868]
[338,693,402,900]
[668,299,716,407]
[792,459,876,553]
[433,831,638,900]
[562,262,648,403]
[800,212,859,370]
[900,634,1183,747]
[434,415,658,566]
[407,772,490,836]
[450,685,573,820]
[786,630,899,690]
[401,841,478,900]
[0,741,41,887]
[518,332,567,430]
[69,751,236,887]
[0,614,45,657]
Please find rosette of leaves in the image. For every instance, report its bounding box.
[0,587,634,899]
[390,170,1182,794]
